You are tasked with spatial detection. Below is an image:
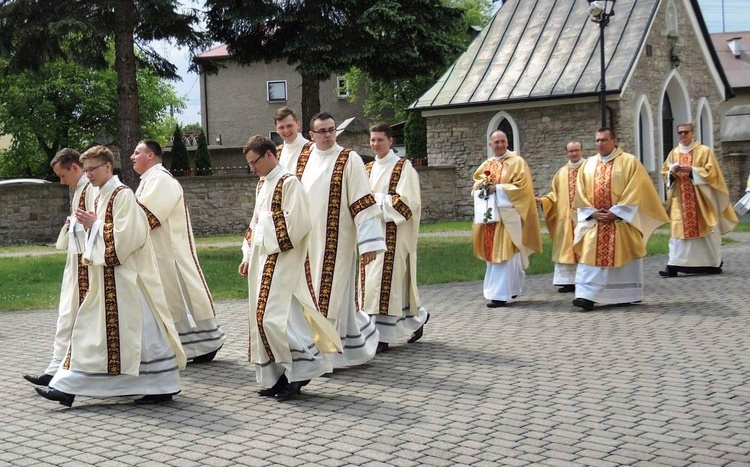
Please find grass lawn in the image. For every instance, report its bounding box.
[0,230,681,312]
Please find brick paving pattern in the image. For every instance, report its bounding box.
[1,241,749,466]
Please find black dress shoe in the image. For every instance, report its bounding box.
[407,312,430,344]
[258,374,288,397]
[24,373,53,386]
[658,266,677,277]
[558,285,576,293]
[274,380,309,401]
[190,345,223,364]
[376,342,390,354]
[573,298,595,311]
[487,300,507,308]
[35,387,74,407]
[134,392,178,405]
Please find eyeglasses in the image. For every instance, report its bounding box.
[83,162,109,174]
[247,154,265,166]
[311,128,336,135]
[677,130,692,135]
[594,138,611,143]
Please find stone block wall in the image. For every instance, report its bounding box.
[0,167,461,245]
[0,184,69,244]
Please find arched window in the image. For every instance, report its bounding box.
[666,0,678,37]
[697,98,713,149]
[487,112,520,156]
[634,96,655,171]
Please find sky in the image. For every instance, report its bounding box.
[168,0,750,125]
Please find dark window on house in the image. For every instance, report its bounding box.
[267,80,287,102]
[662,94,673,161]
[639,112,645,164]
[269,131,284,145]
[497,118,515,152]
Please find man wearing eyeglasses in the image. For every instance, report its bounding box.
[23,149,97,388]
[659,123,738,277]
[571,128,669,312]
[131,139,225,363]
[537,141,586,294]
[238,135,342,400]
[273,106,311,170]
[35,145,185,407]
[288,112,385,369]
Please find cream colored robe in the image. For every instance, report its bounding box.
[277,134,311,173]
[362,151,422,318]
[46,176,97,374]
[242,165,342,369]
[64,176,186,376]
[135,164,216,323]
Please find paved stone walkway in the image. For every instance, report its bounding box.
[2,242,750,466]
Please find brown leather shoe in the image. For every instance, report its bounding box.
[376,342,390,354]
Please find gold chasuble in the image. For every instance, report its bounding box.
[471,153,542,267]
[573,150,669,268]
[661,142,738,239]
[66,178,186,376]
[540,161,584,265]
[244,167,342,365]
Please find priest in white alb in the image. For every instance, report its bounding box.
[537,141,586,293]
[239,135,342,400]
[23,148,97,387]
[472,130,542,307]
[659,123,738,277]
[35,145,186,407]
[273,106,312,171]
[283,112,385,369]
[735,174,750,216]
[362,123,428,353]
[572,128,669,311]
[132,139,225,362]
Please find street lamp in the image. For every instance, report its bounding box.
[587,0,616,128]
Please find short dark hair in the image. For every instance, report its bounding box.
[50,148,82,169]
[597,127,616,139]
[243,135,276,158]
[138,139,162,158]
[566,141,582,151]
[310,112,335,130]
[274,106,298,123]
[80,145,114,165]
[369,122,393,138]
[676,122,694,132]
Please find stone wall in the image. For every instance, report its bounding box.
[0,184,69,245]
[426,104,603,219]
[0,166,461,245]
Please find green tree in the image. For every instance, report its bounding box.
[194,130,212,176]
[0,51,184,178]
[183,122,203,134]
[405,112,427,161]
[0,0,205,186]
[345,0,493,123]
[170,124,191,177]
[204,0,465,131]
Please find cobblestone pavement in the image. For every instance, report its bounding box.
[2,242,750,467]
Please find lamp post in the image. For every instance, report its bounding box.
[587,0,616,128]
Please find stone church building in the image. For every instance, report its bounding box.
[410,0,737,217]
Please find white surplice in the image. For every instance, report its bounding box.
[136,164,225,359]
[50,176,185,397]
[277,134,310,173]
[296,144,385,368]
[242,165,342,386]
[363,151,427,343]
[44,176,97,376]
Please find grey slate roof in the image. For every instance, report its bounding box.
[411,0,659,111]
